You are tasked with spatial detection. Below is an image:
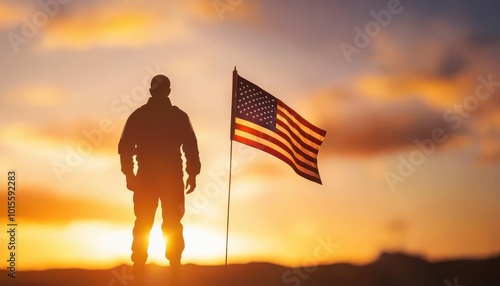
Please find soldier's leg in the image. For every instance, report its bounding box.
[131,191,158,273]
[160,179,185,264]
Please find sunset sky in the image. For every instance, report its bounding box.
[1,0,499,271]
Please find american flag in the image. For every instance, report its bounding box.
[231,74,326,184]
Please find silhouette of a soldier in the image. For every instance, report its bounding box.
[118,75,201,281]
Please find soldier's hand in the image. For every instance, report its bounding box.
[186,175,196,194]
[126,173,139,192]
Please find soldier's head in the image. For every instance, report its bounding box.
[150,75,171,97]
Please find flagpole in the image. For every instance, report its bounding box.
[225,67,238,271]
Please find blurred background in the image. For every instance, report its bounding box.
[0,0,499,271]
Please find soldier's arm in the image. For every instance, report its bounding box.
[182,115,201,176]
[118,114,137,176]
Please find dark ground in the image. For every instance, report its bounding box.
[1,252,499,286]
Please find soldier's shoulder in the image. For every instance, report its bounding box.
[172,105,189,117]
[132,104,148,115]
[126,104,148,122]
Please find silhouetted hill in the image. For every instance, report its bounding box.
[1,252,499,285]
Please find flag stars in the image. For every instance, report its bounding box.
[236,81,277,129]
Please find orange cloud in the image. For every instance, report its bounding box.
[361,19,500,109]
[355,73,474,107]
[41,6,165,51]
[1,119,121,155]
[474,100,500,164]
[7,84,69,107]
[0,2,27,29]
[305,88,459,156]
[39,1,203,51]
[370,20,467,76]
[43,119,121,154]
[17,186,132,225]
[337,18,500,159]
[189,0,262,23]
[37,0,264,51]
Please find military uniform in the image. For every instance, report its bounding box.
[118,95,201,270]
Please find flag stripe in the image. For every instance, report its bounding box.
[277,105,325,145]
[277,109,324,148]
[276,123,318,159]
[234,133,322,184]
[276,114,322,155]
[234,129,322,182]
[277,99,326,138]
[234,129,319,178]
[235,118,319,172]
[232,74,326,184]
